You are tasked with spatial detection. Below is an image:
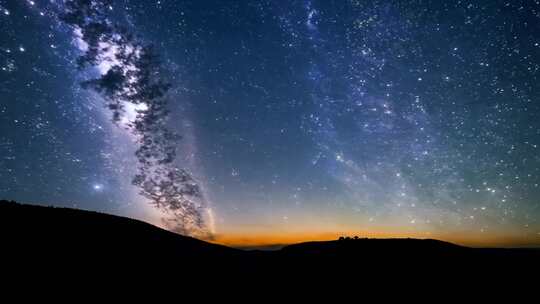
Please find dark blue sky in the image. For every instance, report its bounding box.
[1,0,540,246]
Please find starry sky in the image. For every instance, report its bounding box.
[1,0,540,247]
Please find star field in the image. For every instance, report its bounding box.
[1,0,540,246]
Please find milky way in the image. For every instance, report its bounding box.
[60,0,210,236]
[1,0,540,246]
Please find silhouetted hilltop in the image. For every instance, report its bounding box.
[1,200,539,277]
[281,237,468,256]
[0,200,239,261]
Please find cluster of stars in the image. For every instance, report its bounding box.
[1,0,539,245]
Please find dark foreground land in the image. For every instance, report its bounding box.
[1,200,539,282]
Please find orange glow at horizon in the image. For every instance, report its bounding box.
[208,230,540,248]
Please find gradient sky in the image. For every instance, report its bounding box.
[1,0,540,247]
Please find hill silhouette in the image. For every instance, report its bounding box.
[0,200,238,259]
[1,200,539,278]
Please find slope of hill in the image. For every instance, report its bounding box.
[0,200,240,262]
[1,200,539,276]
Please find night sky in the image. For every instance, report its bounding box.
[1,0,540,247]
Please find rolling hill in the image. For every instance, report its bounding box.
[1,200,538,277]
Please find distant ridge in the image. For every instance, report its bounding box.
[1,200,539,278]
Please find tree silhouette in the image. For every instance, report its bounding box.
[61,0,207,236]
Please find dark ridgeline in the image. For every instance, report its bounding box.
[1,200,539,279]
